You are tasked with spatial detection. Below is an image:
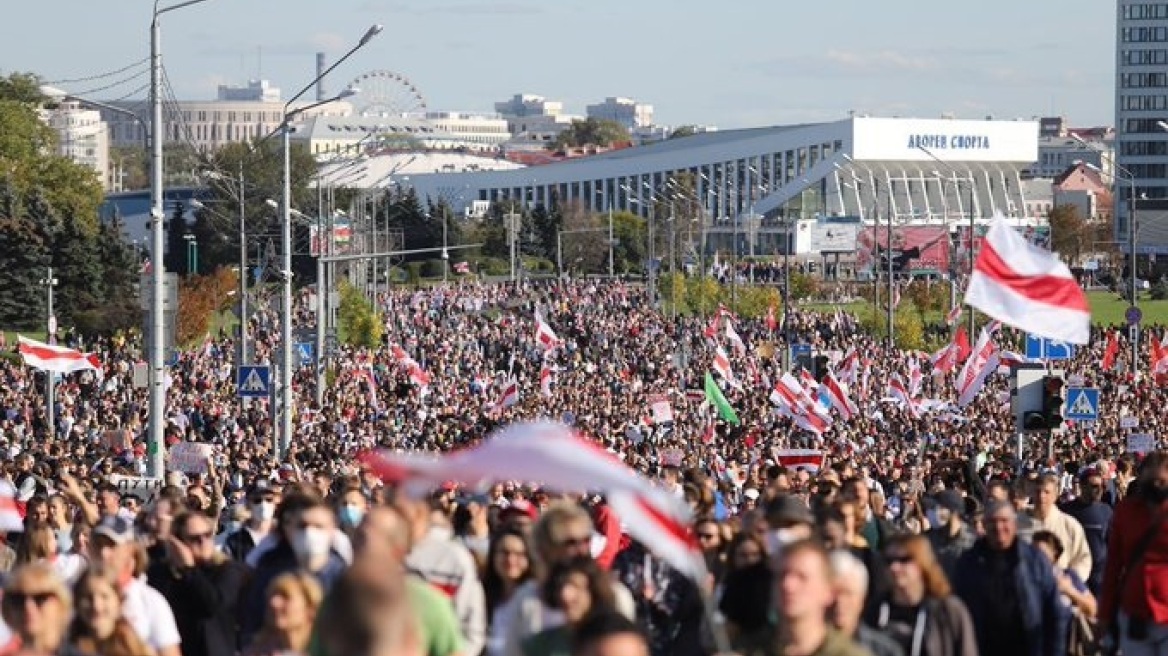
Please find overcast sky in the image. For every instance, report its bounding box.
[2,0,1115,129]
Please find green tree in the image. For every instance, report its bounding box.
[550,118,630,151]
[165,202,190,276]
[685,276,724,316]
[73,215,140,335]
[668,125,699,140]
[0,215,50,329]
[611,211,647,273]
[51,214,104,317]
[893,306,926,351]
[337,279,383,348]
[1048,204,1089,265]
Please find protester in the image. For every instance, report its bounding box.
[68,567,154,656]
[1,563,86,656]
[772,539,869,656]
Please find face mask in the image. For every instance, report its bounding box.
[339,505,364,527]
[225,520,242,534]
[290,527,331,563]
[925,509,940,527]
[766,527,801,554]
[253,501,275,522]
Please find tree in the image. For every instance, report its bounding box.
[337,279,383,348]
[0,215,50,329]
[610,211,647,273]
[174,267,236,346]
[557,202,606,273]
[549,118,630,151]
[51,214,104,316]
[165,202,190,276]
[1048,204,1089,265]
[668,125,700,140]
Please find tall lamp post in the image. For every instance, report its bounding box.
[39,269,58,436]
[916,145,977,340]
[275,24,380,457]
[149,0,216,477]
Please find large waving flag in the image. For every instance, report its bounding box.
[360,422,705,582]
[955,328,1000,407]
[17,336,101,375]
[818,373,858,421]
[964,214,1090,344]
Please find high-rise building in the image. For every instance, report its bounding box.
[41,100,111,190]
[1115,1,1168,249]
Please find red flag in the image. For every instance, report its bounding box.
[953,325,971,364]
[1102,330,1119,371]
[765,303,778,333]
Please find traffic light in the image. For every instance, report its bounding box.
[1042,375,1065,430]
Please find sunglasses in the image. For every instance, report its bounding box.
[181,532,213,545]
[5,591,55,607]
[885,554,914,565]
[698,532,720,540]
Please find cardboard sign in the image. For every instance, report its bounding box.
[648,394,674,424]
[1121,416,1139,429]
[110,474,163,504]
[168,442,214,474]
[101,430,132,452]
[1128,433,1155,454]
[660,448,685,468]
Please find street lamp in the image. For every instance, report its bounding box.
[273,25,379,457]
[148,0,216,477]
[39,269,58,435]
[183,233,198,275]
[915,145,977,341]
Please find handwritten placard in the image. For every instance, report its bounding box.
[168,442,213,474]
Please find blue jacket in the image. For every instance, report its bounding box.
[954,538,1070,656]
[239,541,347,647]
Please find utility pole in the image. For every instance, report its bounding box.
[237,162,249,364]
[886,181,894,348]
[39,269,58,438]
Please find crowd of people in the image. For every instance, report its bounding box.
[0,277,1163,656]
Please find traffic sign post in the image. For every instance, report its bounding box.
[296,342,315,367]
[1127,306,1143,326]
[1064,387,1100,422]
[237,365,271,398]
[1025,334,1076,361]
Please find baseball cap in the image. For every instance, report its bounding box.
[934,490,964,515]
[765,495,813,526]
[94,515,136,544]
[743,488,760,501]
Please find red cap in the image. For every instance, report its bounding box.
[500,499,539,521]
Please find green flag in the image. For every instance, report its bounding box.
[704,372,740,425]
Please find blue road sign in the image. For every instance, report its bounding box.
[1065,387,1100,422]
[237,365,271,398]
[296,342,314,366]
[1128,306,1143,326]
[791,343,812,359]
[1025,334,1076,361]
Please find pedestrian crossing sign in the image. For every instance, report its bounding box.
[1065,387,1099,421]
[237,365,271,398]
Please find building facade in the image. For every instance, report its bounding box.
[586,97,654,130]
[1116,0,1168,251]
[42,101,111,190]
[1031,135,1113,179]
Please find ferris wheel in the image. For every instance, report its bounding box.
[348,70,428,117]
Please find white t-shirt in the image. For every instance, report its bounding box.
[122,576,181,651]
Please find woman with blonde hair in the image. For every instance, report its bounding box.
[243,572,323,656]
[0,563,87,656]
[867,533,979,656]
[68,567,154,656]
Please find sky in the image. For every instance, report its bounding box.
[1,0,1116,130]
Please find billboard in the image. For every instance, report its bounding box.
[851,117,1039,163]
[809,223,859,252]
[309,221,352,257]
[857,226,950,275]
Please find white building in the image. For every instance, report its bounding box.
[289,112,509,157]
[495,93,565,119]
[586,97,654,130]
[42,101,110,190]
[217,79,281,103]
[494,93,579,151]
[97,81,352,152]
[1115,1,1168,251]
[1031,135,1113,179]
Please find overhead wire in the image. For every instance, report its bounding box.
[44,58,149,86]
[71,67,150,98]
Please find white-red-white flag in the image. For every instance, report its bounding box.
[453,261,470,275]
[713,346,737,386]
[964,214,1089,344]
[775,449,826,474]
[818,373,858,421]
[945,305,963,326]
[17,336,101,376]
[888,374,919,418]
[955,329,1000,407]
[359,422,705,582]
[535,312,561,350]
[539,364,555,398]
[497,378,519,409]
[725,322,747,355]
[0,481,21,533]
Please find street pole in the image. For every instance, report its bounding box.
[315,212,326,409]
[148,11,166,478]
[279,121,293,458]
[649,199,657,305]
[557,231,563,275]
[1130,185,1139,378]
[608,201,614,277]
[783,218,792,371]
[40,269,57,438]
[238,163,248,364]
[968,180,976,340]
[887,183,894,348]
[442,205,449,283]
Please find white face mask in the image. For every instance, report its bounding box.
[290,527,331,563]
[253,502,275,522]
[766,527,802,555]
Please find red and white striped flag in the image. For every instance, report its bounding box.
[535,314,561,350]
[908,359,923,397]
[0,481,22,532]
[964,214,1089,344]
[362,366,381,411]
[713,346,737,386]
[725,322,746,355]
[1102,330,1119,371]
[359,422,705,582]
[17,336,101,375]
[945,305,962,326]
[888,374,919,418]
[765,303,778,333]
[453,261,470,275]
[775,449,826,474]
[955,329,1000,407]
[497,378,520,409]
[818,373,858,421]
[539,364,555,398]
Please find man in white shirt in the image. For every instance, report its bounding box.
[90,515,182,656]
